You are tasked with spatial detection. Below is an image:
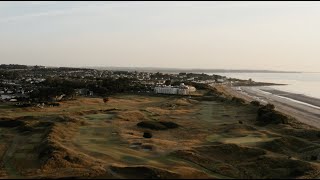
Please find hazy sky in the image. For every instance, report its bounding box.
[0,1,320,71]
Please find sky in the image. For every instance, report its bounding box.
[0,1,320,72]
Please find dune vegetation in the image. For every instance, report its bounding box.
[0,93,319,179]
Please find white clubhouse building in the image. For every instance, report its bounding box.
[154,83,196,95]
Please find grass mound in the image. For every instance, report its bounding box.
[160,98,194,110]
[158,121,179,129]
[170,143,319,179]
[259,136,320,161]
[280,127,320,141]
[34,116,101,173]
[174,98,192,106]
[38,140,92,169]
[117,111,146,121]
[137,121,179,130]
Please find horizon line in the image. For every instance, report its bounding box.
[0,63,307,73]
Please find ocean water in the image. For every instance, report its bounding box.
[211,72,320,99]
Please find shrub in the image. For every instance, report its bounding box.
[159,121,179,129]
[143,132,152,138]
[231,97,246,104]
[256,104,290,125]
[310,155,318,161]
[265,103,275,110]
[250,101,261,106]
[137,121,167,130]
[103,97,109,103]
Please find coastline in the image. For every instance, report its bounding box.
[258,89,320,108]
[214,84,320,129]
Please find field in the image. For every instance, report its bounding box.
[0,94,319,178]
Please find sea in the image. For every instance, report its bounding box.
[208,72,320,100]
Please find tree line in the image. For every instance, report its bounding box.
[29,77,151,102]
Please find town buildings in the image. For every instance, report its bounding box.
[0,64,231,103]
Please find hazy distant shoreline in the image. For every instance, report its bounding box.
[0,64,303,73]
[86,66,301,74]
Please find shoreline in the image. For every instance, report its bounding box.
[258,89,320,108]
[214,84,320,129]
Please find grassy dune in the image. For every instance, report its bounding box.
[0,94,319,178]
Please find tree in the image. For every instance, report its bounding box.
[164,80,171,86]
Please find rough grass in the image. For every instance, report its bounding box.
[137,121,179,130]
[0,95,319,179]
[170,144,320,179]
[109,165,181,179]
[84,113,115,121]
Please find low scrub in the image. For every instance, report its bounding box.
[231,97,246,104]
[15,103,34,108]
[256,104,291,125]
[143,132,152,138]
[46,102,60,107]
[0,119,23,127]
[250,101,261,106]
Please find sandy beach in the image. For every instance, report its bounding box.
[215,84,320,129]
[261,89,320,108]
